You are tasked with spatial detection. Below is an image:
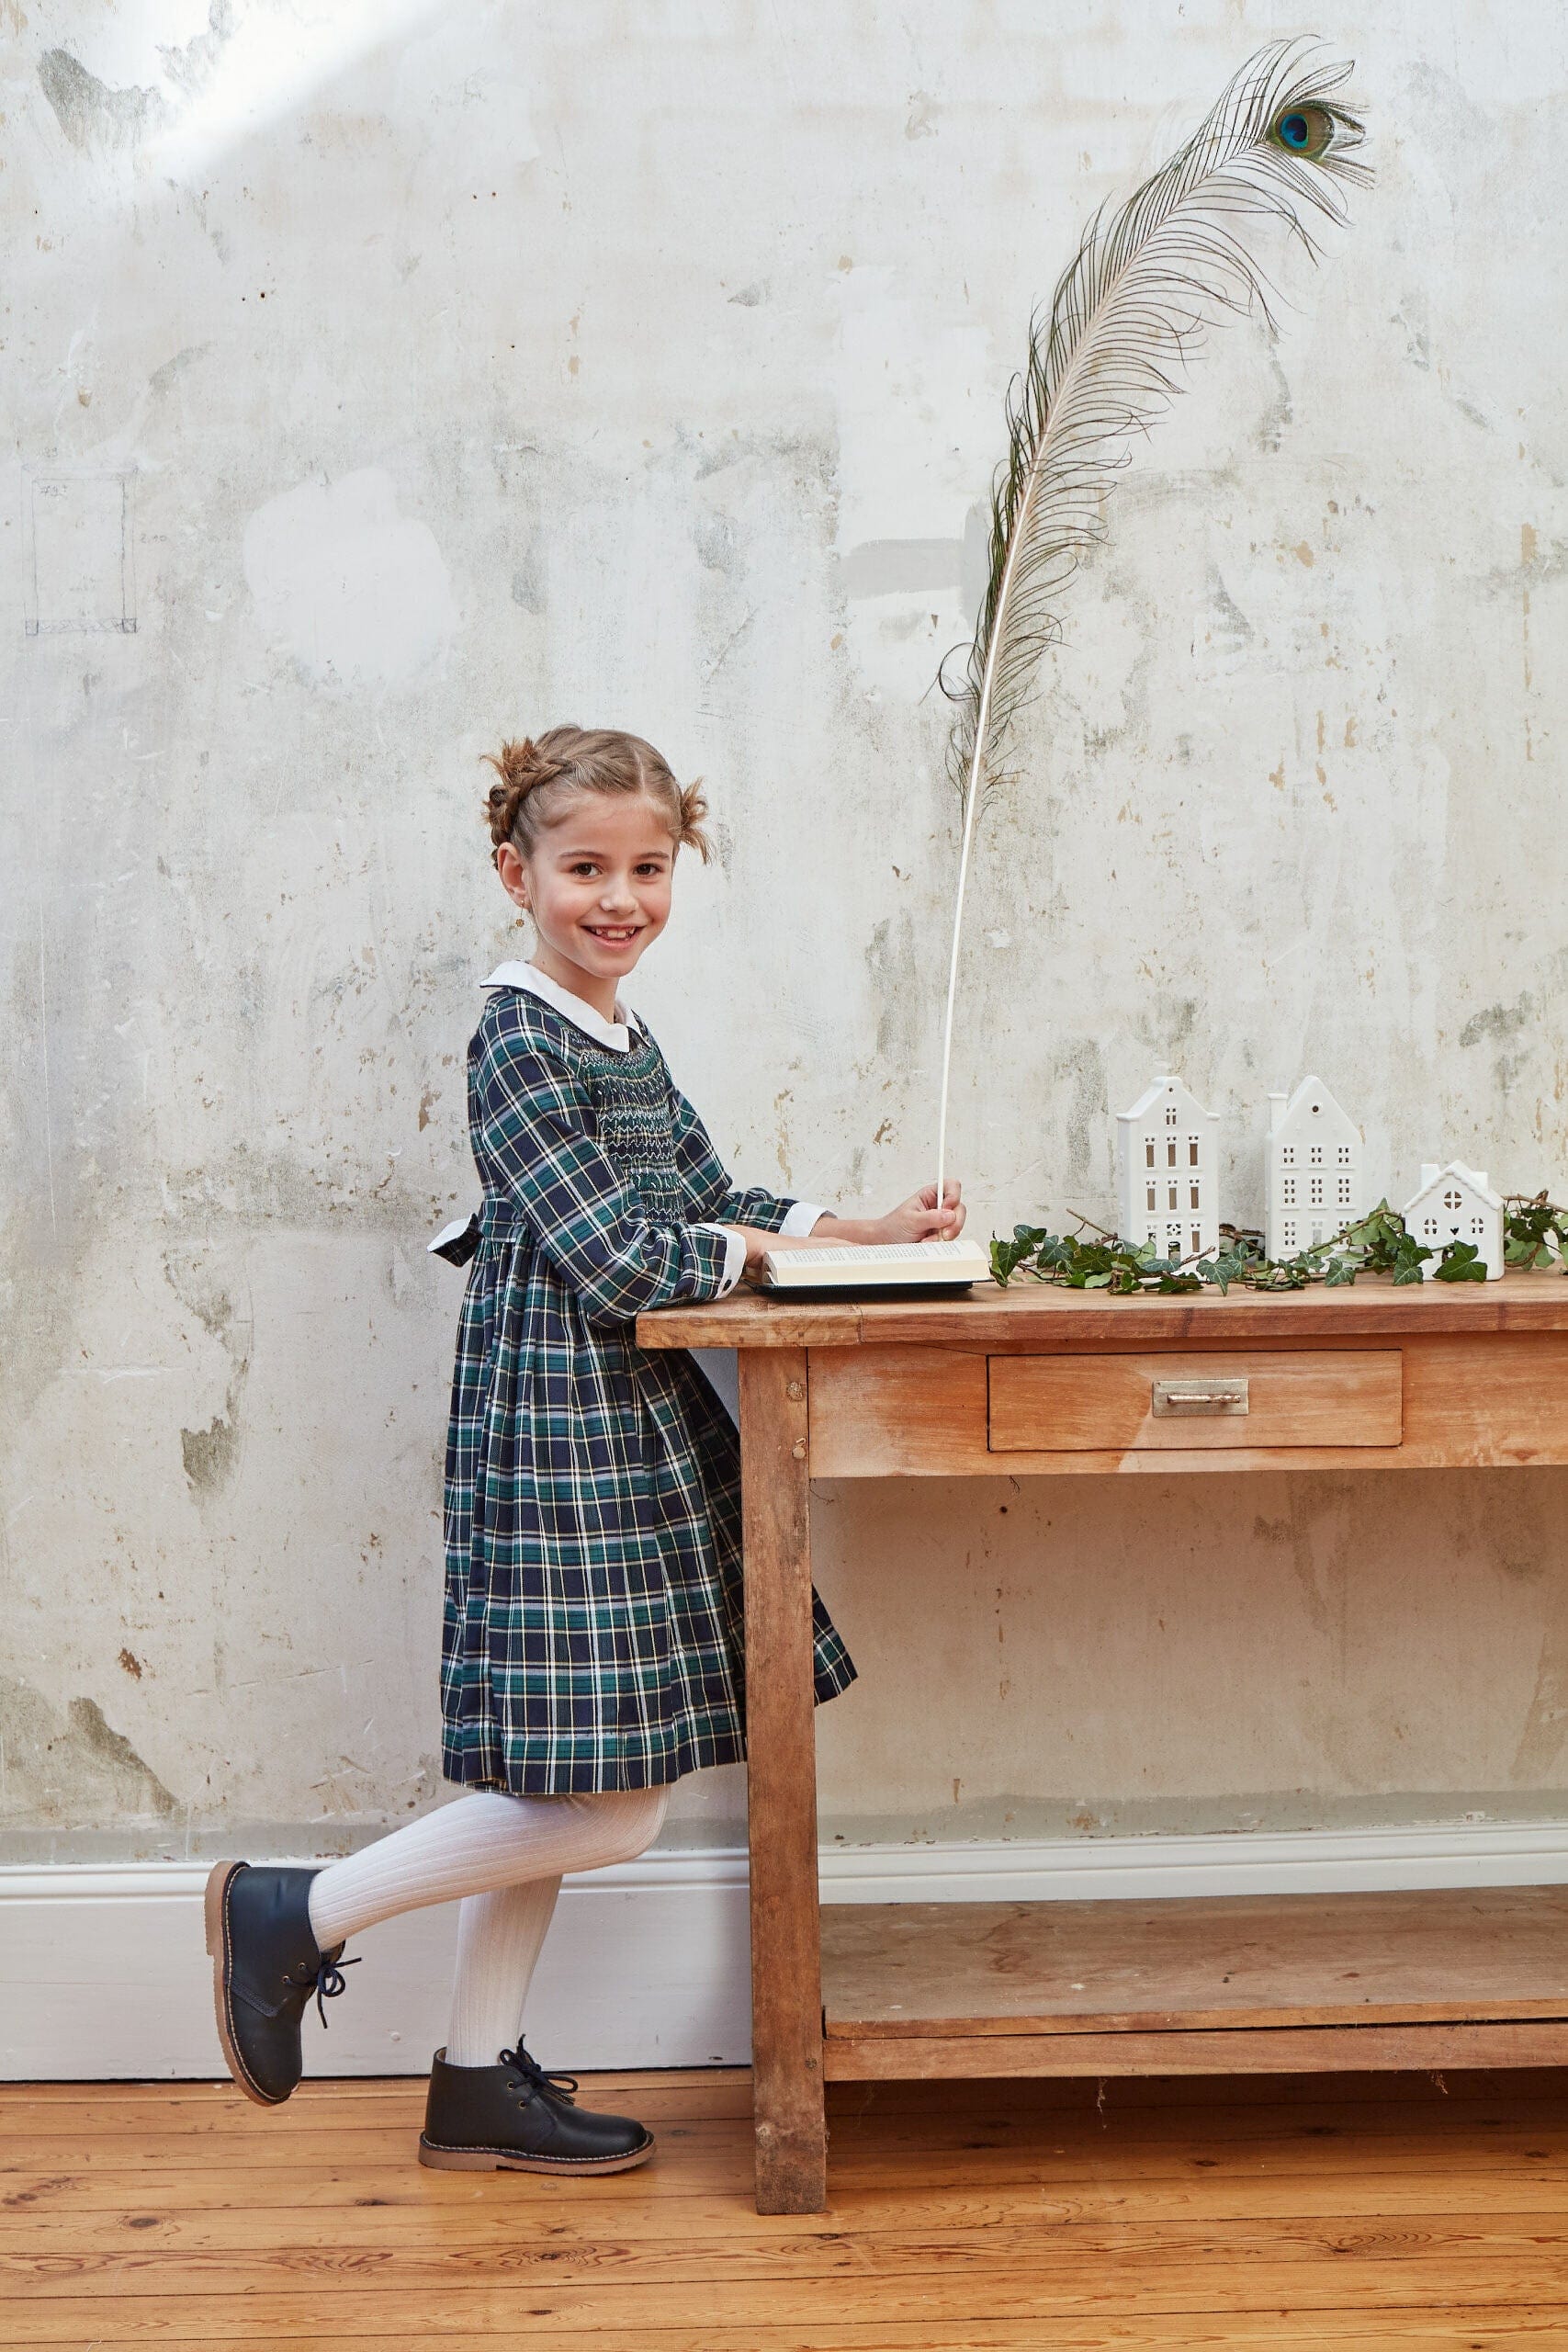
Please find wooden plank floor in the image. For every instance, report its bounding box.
[4,2067,1568,2347]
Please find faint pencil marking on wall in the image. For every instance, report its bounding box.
[25,470,137,636]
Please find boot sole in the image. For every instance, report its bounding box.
[417,2132,656,2175]
[204,1861,280,2109]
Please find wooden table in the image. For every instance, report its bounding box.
[637,1272,1568,2213]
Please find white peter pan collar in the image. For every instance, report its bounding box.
[481,960,642,1054]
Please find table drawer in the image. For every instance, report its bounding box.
[988,1350,1404,1453]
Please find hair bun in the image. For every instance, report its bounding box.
[482,736,564,853]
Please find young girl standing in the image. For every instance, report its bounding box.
[206,726,964,2174]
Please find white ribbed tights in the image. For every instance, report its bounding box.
[306,1786,669,2068]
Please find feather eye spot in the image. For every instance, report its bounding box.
[1270,103,1341,160]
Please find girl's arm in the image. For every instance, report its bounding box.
[478,1035,746,1323]
[670,1083,965,1273]
[729,1183,965,1274]
[669,1085,827,1238]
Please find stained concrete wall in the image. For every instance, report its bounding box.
[5,1,1567,1863]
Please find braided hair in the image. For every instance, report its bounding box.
[481,727,710,865]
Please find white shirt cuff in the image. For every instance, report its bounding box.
[780,1199,829,1238]
[694,1223,748,1295]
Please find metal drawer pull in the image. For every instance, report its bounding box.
[1152,1376,1249,1417]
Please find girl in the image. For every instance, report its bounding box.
[206,725,964,2175]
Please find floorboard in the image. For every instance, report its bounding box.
[0,2069,1563,2348]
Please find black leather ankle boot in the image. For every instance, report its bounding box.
[205,1860,356,2107]
[419,2043,655,2174]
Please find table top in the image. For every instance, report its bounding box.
[637,1267,1568,1351]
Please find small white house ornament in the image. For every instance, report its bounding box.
[1265,1077,1365,1260]
[1403,1161,1505,1281]
[1116,1073,1221,1261]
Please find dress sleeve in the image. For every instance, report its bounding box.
[670,1082,829,1237]
[476,1029,739,1324]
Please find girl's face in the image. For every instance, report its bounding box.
[497,789,678,1001]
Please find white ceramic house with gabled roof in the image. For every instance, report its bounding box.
[1115,1073,1221,1261]
[1403,1161,1506,1281]
[1266,1076,1365,1260]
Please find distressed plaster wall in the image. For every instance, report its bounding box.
[4,0,1567,1864]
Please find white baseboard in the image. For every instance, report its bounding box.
[6,1819,1567,2080]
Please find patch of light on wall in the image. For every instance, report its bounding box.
[150,0,444,177]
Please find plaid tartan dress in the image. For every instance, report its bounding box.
[440,979,857,1793]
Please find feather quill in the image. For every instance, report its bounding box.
[933,38,1368,1205]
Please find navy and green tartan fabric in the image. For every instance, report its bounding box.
[440,982,857,1794]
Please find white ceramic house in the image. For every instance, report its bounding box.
[1116,1073,1221,1261]
[1265,1076,1365,1260]
[1403,1161,1506,1281]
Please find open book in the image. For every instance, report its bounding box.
[756,1237,991,1292]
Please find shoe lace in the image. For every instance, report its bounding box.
[288,1948,360,2029]
[500,2042,579,2105]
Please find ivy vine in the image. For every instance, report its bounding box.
[990,1193,1568,1297]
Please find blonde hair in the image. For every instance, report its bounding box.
[481,726,710,865]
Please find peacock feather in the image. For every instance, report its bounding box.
[933,37,1368,1203]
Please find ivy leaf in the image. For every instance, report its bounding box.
[989,1235,1032,1286]
[1434,1241,1487,1284]
[1324,1257,1358,1286]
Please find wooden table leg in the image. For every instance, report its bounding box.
[739,1346,827,2215]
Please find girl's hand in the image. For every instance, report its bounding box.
[861,1182,964,1247]
[731,1226,825,1277]
[804,1182,965,1250]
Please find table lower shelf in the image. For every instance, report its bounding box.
[818,1887,1568,2080]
